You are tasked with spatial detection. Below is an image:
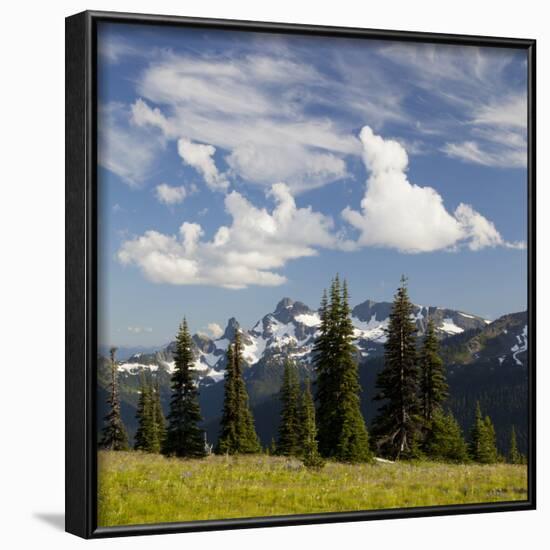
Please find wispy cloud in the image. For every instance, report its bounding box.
[378,44,527,168]
[98,102,164,186]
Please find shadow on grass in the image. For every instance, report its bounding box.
[33,512,65,531]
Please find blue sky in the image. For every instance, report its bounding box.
[96,22,528,347]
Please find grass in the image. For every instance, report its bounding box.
[97,451,528,527]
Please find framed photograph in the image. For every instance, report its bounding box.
[65,10,536,539]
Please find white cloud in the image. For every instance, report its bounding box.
[379,44,527,168]
[98,103,163,186]
[131,50,369,192]
[442,138,526,168]
[443,94,527,168]
[177,139,229,191]
[118,183,349,288]
[131,98,174,136]
[472,94,527,129]
[342,127,517,253]
[207,323,224,339]
[155,183,187,205]
[98,37,142,64]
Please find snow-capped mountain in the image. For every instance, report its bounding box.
[441,311,528,368]
[115,296,490,384]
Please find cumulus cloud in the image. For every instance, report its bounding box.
[118,183,349,289]
[155,183,187,205]
[343,127,520,253]
[207,323,224,339]
[177,138,229,191]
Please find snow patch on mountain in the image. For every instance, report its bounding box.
[295,312,321,327]
[118,362,160,373]
[243,335,267,364]
[511,325,528,366]
[440,318,464,335]
[352,315,388,343]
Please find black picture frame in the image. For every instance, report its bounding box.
[65,10,536,539]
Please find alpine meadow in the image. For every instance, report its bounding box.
[95,20,530,527]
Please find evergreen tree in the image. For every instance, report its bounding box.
[134,373,158,452]
[372,276,421,459]
[163,319,206,458]
[313,287,336,456]
[217,330,261,454]
[481,415,499,463]
[508,426,524,464]
[100,347,129,451]
[153,380,166,451]
[277,359,301,456]
[334,280,372,462]
[420,319,448,423]
[469,402,499,463]
[424,409,468,463]
[314,276,371,463]
[468,401,484,460]
[299,378,324,469]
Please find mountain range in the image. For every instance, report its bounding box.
[97,297,528,455]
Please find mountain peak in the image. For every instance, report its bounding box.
[275,297,294,313]
[222,317,240,341]
[272,297,313,324]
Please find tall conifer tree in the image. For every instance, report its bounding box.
[100,347,129,451]
[469,402,499,463]
[163,319,206,458]
[299,378,324,469]
[420,319,448,423]
[217,330,261,454]
[372,276,421,459]
[313,287,336,455]
[314,276,371,462]
[277,360,301,456]
[335,281,372,462]
[134,373,158,452]
[153,380,166,450]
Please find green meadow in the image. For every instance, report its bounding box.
[98,451,528,527]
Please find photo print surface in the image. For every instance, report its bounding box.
[96,20,529,527]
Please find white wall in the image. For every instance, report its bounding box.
[1,0,547,548]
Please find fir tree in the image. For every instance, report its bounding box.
[299,378,324,469]
[314,276,371,463]
[100,347,129,451]
[153,380,166,451]
[163,319,206,458]
[334,280,372,462]
[508,426,524,464]
[420,319,448,423]
[217,330,261,454]
[217,342,238,453]
[277,359,301,456]
[134,373,158,452]
[424,409,468,463]
[372,276,421,460]
[313,287,336,456]
[469,402,499,463]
